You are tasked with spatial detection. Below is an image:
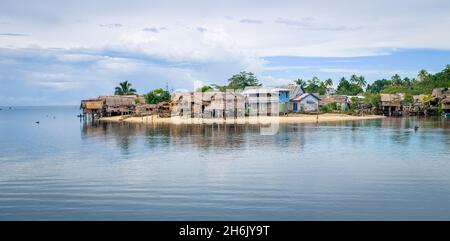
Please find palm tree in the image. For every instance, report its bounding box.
[114,81,137,95]
[295,78,306,86]
[417,69,430,81]
[350,74,358,84]
[350,74,366,88]
[324,78,333,88]
[356,75,366,88]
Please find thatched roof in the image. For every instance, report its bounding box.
[99,95,137,107]
[319,95,348,105]
[136,96,146,105]
[432,88,450,98]
[442,96,450,104]
[380,93,404,107]
[380,93,405,102]
[84,101,103,109]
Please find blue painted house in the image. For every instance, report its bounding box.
[284,84,320,113]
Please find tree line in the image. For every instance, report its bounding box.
[113,71,263,104]
[113,65,450,105]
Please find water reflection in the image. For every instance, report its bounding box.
[81,117,450,154]
[2,107,450,220]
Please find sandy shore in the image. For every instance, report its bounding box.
[99,113,385,125]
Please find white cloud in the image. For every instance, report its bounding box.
[1,0,450,104]
[239,19,263,24]
[259,75,293,86]
[2,0,450,58]
[320,68,418,76]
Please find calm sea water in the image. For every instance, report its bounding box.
[1,106,450,220]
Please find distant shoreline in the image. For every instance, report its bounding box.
[98,113,385,124]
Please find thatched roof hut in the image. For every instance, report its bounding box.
[135,104,157,116]
[319,95,348,105]
[442,96,450,110]
[80,100,103,110]
[380,93,405,107]
[81,94,146,116]
[432,88,450,99]
[99,95,138,107]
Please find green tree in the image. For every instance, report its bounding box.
[363,92,381,109]
[295,78,306,86]
[115,81,137,95]
[196,85,214,92]
[337,77,363,96]
[324,78,333,88]
[417,69,430,81]
[227,71,261,89]
[391,74,403,86]
[304,76,329,95]
[336,77,351,95]
[146,88,170,104]
[350,74,366,88]
[211,84,227,92]
[366,79,392,93]
[304,77,322,93]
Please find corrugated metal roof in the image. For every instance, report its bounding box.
[292,93,320,101]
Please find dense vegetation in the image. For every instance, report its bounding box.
[298,65,450,97]
[115,65,450,107]
[145,88,171,104]
[298,65,450,104]
[209,71,262,91]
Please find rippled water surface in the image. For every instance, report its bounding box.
[1,106,450,220]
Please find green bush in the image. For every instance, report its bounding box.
[320,103,334,113]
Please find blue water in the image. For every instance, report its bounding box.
[1,106,450,220]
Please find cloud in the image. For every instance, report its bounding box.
[196,27,207,32]
[143,27,158,33]
[143,27,166,33]
[320,67,417,76]
[239,19,263,24]
[99,23,123,28]
[275,17,313,27]
[259,74,293,86]
[1,0,450,104]
[0,45,264,105]
[275,17,361,32]
[310,26,363,31]
[0,33,29,36]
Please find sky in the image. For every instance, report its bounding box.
[1,0,450,105]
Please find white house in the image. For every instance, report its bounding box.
[242,86,291,116]
[291,93,320,113]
